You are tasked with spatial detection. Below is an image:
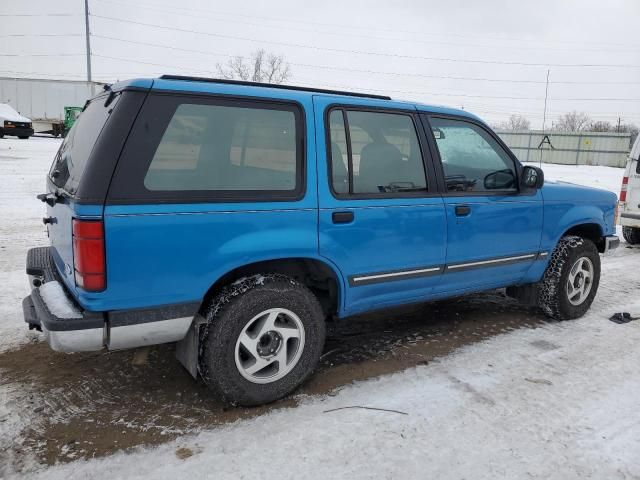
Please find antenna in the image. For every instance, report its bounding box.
[540,69,550,166]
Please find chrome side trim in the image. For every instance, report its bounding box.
[446,253,537,271]
[107,316,193,350]
[348,251,545,287]
[352,267,442,283]
[349,266,443,286]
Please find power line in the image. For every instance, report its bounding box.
[89,14,640,69]
[0,53,85,57]
[91,34,640,87]
[0,13,81,17]
[91,0,639,55]
[91,54,640,102]
[0,33,83,38]
[92,0,640,51]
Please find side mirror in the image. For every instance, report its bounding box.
[521,165,544,189]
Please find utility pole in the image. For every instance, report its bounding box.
[539,69,550,166]
[617,117,621,133]
[84,0,92,84]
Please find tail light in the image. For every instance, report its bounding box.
[72,219,106,291]
[620,176,628,202]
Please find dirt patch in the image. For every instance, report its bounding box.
[0,291,549,470]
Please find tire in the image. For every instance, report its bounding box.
[199,274,326,406]
[538,235,600,320]
[622,226,640,245]
[18,136,30,139]
[0,130,4,139]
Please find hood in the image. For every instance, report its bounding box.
[541,180,617,204]
[0,103,31,123]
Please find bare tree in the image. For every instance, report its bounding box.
[618,122,639,147]
[554,111,592,132]
[499,114,530,131]
[217,50,291,84]
[589,120,612,132]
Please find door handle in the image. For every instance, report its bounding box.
[455,205,471,216]
[332,211,354,224]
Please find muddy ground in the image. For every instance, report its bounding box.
[1,291,549,469]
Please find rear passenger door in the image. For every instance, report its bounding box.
[423,115,544,294]
[314,96,446,316]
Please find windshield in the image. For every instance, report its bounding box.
[49,93,119,194]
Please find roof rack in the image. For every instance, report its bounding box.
[158,75,392,101]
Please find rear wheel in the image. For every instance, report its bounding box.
[538,235,600,320]
[622,226,640,245]
[18,136,29,139]
[199,274,326,406]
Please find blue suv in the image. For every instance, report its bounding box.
[23,76,619,406]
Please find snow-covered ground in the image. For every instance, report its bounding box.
[1,137,639,479]
[524,161,624,196]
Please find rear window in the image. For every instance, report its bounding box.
[49,94,119,194]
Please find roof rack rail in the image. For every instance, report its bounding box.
[158,75,392,101]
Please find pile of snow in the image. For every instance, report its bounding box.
[39,281,82,319]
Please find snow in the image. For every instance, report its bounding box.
[38,281,82,319]
[23,250,640,479]
[0,137,57,353]
[524,162,624,198]
[1,137,638,479]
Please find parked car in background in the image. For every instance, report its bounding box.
[0,103,33,139]
[619,136,640,244]
[23,76,619,407]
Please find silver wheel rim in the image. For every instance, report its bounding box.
[566,256,594,306]
[234,308,305,384]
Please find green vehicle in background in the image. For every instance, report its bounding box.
[63,106,83,137]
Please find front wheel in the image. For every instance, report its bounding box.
[199,274,326,406]
[622,226,640,245]
[18,136,30,139]
[538,236,600,320]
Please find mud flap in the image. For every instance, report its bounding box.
[175,314,205,379]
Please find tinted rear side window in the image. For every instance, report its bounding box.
[49,94,119,194]
[144,103,297,191]
[328,108,428,196]
[108,94,304,203]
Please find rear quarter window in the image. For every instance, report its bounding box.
[49,94,119,194]
[108,94,305,203]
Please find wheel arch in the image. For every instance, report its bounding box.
[199,257,345,319]
[559,222,606,252]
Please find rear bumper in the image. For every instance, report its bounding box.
[620,211,640,227]
[24,247,198,352]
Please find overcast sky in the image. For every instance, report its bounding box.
[1,0,639,128]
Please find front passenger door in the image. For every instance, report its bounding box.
[425,115,544,294]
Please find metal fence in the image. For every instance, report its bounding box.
[495,130,631,168]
